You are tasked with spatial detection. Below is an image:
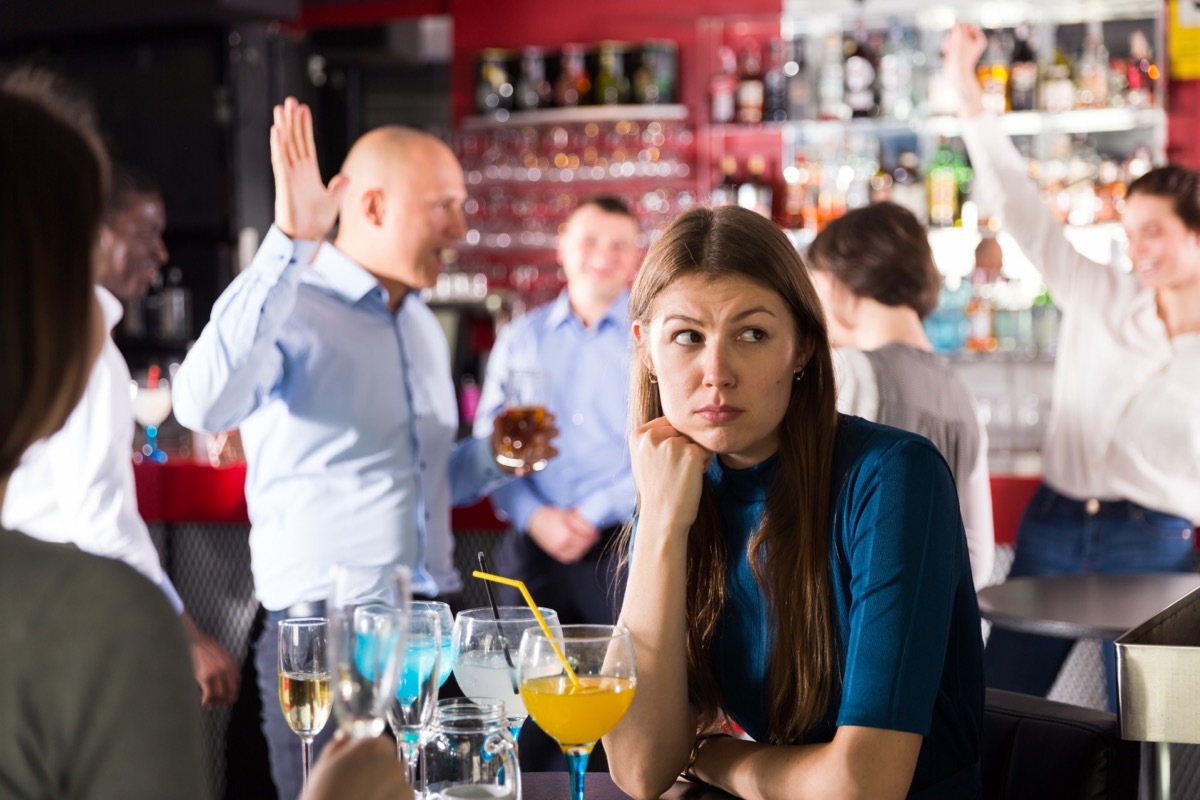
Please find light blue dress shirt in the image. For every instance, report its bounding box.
[173,227,505,607]
[473,290,635,532]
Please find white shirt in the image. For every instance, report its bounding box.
[173,228,504,610]
[2,286,183,612]
[832,347,996,588]
[962,114,1200,524]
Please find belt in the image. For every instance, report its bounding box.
[265,600,327,622]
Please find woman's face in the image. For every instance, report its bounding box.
[1124,193,1200,291]
[634,272,808,469]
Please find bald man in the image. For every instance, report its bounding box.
[173,99,542,799]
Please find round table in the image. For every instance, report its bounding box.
[977,572,1200,800]
[977,573,1200,640]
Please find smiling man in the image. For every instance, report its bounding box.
[476,196,641,624]
[172,99,526,800]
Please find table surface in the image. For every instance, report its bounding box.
[520,772,735,799]
[977,573,1200,639]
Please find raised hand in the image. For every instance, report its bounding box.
[269,97,350,241]
[629,416,711,536]
[941,22,988,116]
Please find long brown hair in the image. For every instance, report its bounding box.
[1127,165,1200,235]
[618,206,839,743]
[0,68,109,479]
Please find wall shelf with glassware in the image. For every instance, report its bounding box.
[461,103,690,128]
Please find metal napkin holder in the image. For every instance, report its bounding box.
[1116,585,1200,743]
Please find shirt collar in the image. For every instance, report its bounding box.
[309,242,391,306]
[546,289,632,332]
[94,285,123,334]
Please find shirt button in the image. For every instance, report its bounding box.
[572,413,584,426]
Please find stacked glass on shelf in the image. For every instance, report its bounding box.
[476,39,678,115]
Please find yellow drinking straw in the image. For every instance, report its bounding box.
[472,570,581,688]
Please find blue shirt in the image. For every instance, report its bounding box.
[473,290,635,531]
[173,227,505,607]
[711,415,983,799]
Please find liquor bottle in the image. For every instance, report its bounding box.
[736,37,765,124]
[784,36,813,120]
[595,42,632,105]
[1031,285,1059,356]
[1094,156,1125,222]
[710,45,738,123]
[976,33,1010,115]
[817,31,847,120]
[781,155,813,229]
[1126,29,1159,108]
[515,47,552,110]
[711,156,740,206]
[877,19,914,120]
[555,44,592,107]
[965,267,998,353]
[476,48,516,114]
[1076,24,1109,109]
[737,154,773,218]
[891,150,927,224]
[844,21,878,118]
[927,139,958,228]
[1008,23,1038,112]
[763,38,788,122]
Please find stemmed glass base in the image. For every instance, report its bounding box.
[300,737,314,788]
[564,746,592,800]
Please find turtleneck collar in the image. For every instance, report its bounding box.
[705,452,780,504]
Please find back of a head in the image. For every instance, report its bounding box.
[807,201,941,319]
[1128,165,1200,234]
[0,68,108,477]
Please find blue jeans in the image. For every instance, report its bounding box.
[984,483,1194,710]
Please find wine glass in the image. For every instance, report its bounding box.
[453,606,560,739]
[278,618,331,789]
[130,365,172,463]
[327,562,411,738]
[518,625,637,800]
[412,600,457,688]
[386,608,442,795]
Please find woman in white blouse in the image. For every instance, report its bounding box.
[807,201,995,590]
[944,23,1200,709]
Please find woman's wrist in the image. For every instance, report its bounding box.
[681,732,730,783]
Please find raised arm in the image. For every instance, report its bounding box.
[943,23,1109,307]
[604,417,711,798]
[173,98,349,433]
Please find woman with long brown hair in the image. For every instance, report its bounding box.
[603,206,983,799]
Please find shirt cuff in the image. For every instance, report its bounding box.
[158,574,186,615]
[576,492,616,529]
[257,225,321,283]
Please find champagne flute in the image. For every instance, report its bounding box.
[327,562,411,738]
[386,608,442,795]
[518,625,637,800]
[412,600,456,688]
[278,617,331,789]
[453,606,560,739]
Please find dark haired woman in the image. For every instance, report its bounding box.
[808,201,995,590]
[603,205,983,800]
[945,23,1200,710]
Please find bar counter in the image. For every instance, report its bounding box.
[131,458,1039,544]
